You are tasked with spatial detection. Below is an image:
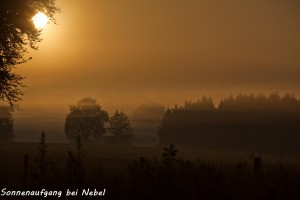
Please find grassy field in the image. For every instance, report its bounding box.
[1,141,298,161]
[1,141,298,174]
[0,141,276,165]
[1,141,300,199]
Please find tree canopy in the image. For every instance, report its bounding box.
[108,110,133,143]
[0,0,59,109]
[65,98,109,142]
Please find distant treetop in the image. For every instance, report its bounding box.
[172,93,300,112]
[219,93,299,112]
[76,97,98,107]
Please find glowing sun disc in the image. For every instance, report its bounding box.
[32,12,49,29]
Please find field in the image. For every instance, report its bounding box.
[0,142,299,181]
[1,141,294,169]
[1,142,300,199]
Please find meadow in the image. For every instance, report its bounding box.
[1,141,300,199]
[0,141,261,175]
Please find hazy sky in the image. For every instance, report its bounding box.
[13,0,300,141]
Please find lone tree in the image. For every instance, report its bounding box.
[0,0,59,109]
[65,98,109,142]
[108,110,134,144]
[0,105,14,140]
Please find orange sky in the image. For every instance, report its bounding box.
[13,0,300,142]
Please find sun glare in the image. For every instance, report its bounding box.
[32,12,49,29]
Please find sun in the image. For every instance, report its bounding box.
[32,12,49,29]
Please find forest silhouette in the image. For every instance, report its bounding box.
[158,93,300,153]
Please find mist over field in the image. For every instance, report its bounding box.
[13,91,300,154]
[13,102,165,146]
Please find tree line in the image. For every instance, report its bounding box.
[158,93,300,152]
[179,92,300,112]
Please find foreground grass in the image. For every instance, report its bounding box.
[1,141,300,199]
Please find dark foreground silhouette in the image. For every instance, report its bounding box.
[1,137,300,200]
